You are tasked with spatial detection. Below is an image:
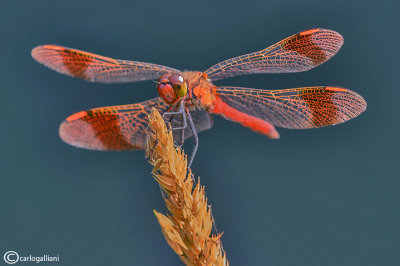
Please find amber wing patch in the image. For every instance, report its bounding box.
[215,86,366,129]
[59,98,213,150]
[32,45,179,83]
[205,28,343,81]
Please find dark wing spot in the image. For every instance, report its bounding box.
[299,88,337,127]
[62,49,93,80]
[283,33,327,65]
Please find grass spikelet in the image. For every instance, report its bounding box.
[146,108,229,266]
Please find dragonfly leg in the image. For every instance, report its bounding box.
[163,106,177,131]
[162,101,183,117]
[163,103,187,130]
[162,100,198,170]
[162,103,179,128]
[186,109,198,170]
[180,113,185,146]
[163,102,187,147]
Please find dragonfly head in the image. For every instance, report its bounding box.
[157,73,188,104]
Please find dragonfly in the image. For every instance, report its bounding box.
[32,28,366,168]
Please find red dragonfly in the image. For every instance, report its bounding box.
[32,28,366,168]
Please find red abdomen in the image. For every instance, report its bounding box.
[211,96,279,139]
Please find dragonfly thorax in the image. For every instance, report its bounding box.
[157,73,188,104]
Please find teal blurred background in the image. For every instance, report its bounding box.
[0,0,398,265]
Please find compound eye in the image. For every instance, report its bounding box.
[169,74,187,98]
[158,74,171,84]
[169,74,184,85]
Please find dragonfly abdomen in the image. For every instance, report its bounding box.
[211,96,280,139]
